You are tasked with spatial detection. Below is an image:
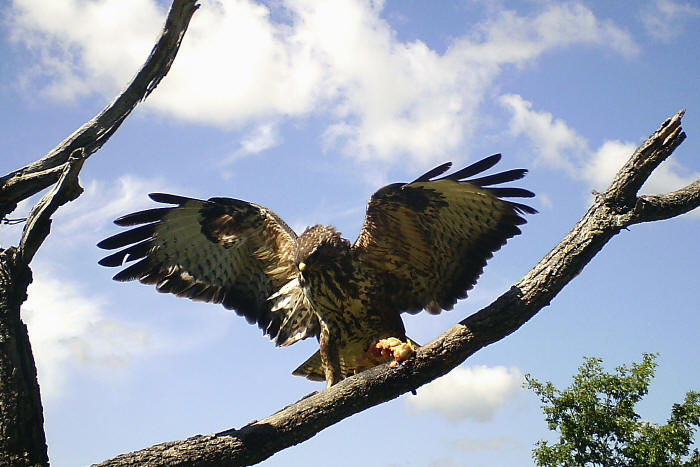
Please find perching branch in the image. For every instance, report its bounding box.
[0,2,199,465]
[0,0,200,221]
[95,112,698,467]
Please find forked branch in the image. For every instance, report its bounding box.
[0,0,200,221]
[0,2,199,465]
[95,112,698,467]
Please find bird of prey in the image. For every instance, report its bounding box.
[98,154,536,387]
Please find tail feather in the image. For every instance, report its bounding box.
[292,350,326,382]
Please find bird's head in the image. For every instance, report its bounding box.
[296,225,351,283]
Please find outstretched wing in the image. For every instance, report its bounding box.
[353,154,536,315]
[97,193,318,346]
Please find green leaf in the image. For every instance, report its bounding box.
[527,354,699,467]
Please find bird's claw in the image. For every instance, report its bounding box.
[373,337,416,366]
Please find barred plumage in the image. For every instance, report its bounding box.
[98,154,536,387]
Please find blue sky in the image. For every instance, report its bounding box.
[1,1,699,466]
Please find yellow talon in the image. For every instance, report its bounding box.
[375,337,417,363]
[393,342,416,361]
[376,338,400,349]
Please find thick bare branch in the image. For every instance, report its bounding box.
[605,110,687,206]
[0,0,200,220]
[0,249,46,466]
[95,112,699,466]
[626,181,700,224]
[0,2,200,464]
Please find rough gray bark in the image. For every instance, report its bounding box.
[0,249,46,466]
[0,1,199,465]
[0,150,89,466]
[93,111,699,466]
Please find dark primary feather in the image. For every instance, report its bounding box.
[113,207,171,226]
[438,153,502,181]
[467,168,527,187]
[484,187,535,198]
[411,162,452,183]
[98,194,319,346]
[353,154,536,317]
[97,240,151,267]
[96,223,157,250]
[508,202,538,215]
[148,192,191,204]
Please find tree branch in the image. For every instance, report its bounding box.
[0,0,200,220]
[626,181,700,225]
[95,112,699,467]
[0,2,199,464]
[0,249,46,466]
[18,149,87,264]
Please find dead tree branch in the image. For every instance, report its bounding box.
[95,111,698,466]
[0,2,199,465]
[0,0,200,221]
[18,149,87,264]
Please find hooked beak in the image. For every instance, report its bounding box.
[298,262,307,285]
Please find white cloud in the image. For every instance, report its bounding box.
[22,268,151,400]
[500,94,700,197]
[8,0,163,100]
[452,2,638,65]
[148,0,325,125]
[224,122,281,164]
[538,193,554,210]
[406,365,523,422]
[640,0,700,42]
[500,94,584,175]
[8,0,637,165]
[583,140,637,189]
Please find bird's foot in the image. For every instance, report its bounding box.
[369,337,416,368]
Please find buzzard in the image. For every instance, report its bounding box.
[98,154,536,387]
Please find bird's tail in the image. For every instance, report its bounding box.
[292,351,326,382]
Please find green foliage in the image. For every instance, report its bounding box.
[525,354,700,467]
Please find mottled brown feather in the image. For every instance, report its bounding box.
[353,154,536,317]
[98,194,319,345]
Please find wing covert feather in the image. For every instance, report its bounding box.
[98,194,318,346]
[353,154,536,316]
